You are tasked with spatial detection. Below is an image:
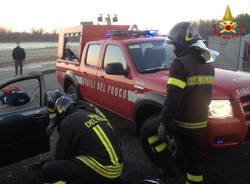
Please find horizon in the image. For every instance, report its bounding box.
[0,0,249,34]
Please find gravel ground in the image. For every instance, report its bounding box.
[204,144,250,184]
[1,110,250,184]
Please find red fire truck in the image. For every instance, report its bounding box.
[56,24,250,156]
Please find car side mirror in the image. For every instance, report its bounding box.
[105,63,128,75]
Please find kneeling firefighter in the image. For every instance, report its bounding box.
[38,91,123,184]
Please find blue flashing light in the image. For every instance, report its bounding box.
[104,31,112,39]
[104,30,159,38]
[215,137,224,144]
[145,30,159,37]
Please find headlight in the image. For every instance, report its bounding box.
[209,100,233,119]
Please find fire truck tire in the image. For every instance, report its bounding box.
[66,84,79,101]
[140,115,183,170]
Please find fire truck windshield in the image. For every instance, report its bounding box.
[128,41,176,73]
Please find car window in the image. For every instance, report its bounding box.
[0,78,41,115]
[86,44,101,67]
[103,45,127,69]
[63,33,81,62]
[128,41,176,73]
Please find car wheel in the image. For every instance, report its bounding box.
[66,84,79,101]
[140,115,183,170]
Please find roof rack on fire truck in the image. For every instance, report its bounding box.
[105,30,159,38]
[65,32,81,37]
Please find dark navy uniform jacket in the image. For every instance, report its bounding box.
[163,47,214,132]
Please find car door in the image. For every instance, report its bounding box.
[79,43,101,102]
[0,75,50,167]
[97,44,134,119]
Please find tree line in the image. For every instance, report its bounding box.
[0,27,58,42]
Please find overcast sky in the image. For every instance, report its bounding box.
[0,0,249,33]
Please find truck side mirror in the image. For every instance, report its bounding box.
[105,63,128,75]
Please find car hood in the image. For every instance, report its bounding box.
[139,69,250,100]
[213,69,250,100]
[142,70,168,82]
[137,70,169,94]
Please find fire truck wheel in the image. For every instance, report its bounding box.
[66,84,79,101]
[140,115,183,170]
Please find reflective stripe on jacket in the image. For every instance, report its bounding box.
[55,107,123,179]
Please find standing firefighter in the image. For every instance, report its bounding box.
[38,92,123,184]
[158,22,219,184]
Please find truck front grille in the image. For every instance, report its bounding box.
[241,95,250,103]
[240,95,250,122]
[245,126,250,140]
[246,115,250,121]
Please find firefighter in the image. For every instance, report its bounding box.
[158,22,219,184]
[45,89,66,136]
[64,46,77,61]
[39,93,123,184]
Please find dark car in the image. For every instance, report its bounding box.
[0,74,50,167]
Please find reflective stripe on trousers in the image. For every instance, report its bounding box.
[53,181,66,184]
[147,135,167,153]
[186,173,203,184]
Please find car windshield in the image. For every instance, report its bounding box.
[128,41,176,73]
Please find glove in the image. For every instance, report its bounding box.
[165,118,178,133]
[46,118,57,136]
[159,116,178,135]
[158,122,167,140]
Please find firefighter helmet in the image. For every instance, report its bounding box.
[47,89,65,113]
[167,22,202,54]
[54,95,76,122]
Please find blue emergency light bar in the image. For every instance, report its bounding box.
[146,30,159,36]
[105,30,159,38]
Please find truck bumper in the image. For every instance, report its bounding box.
[205,117,247,149]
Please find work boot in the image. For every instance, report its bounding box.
[30,160,51,184]
[157,169,185,184]
[158,175,185,184]
[118,178,136,184]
